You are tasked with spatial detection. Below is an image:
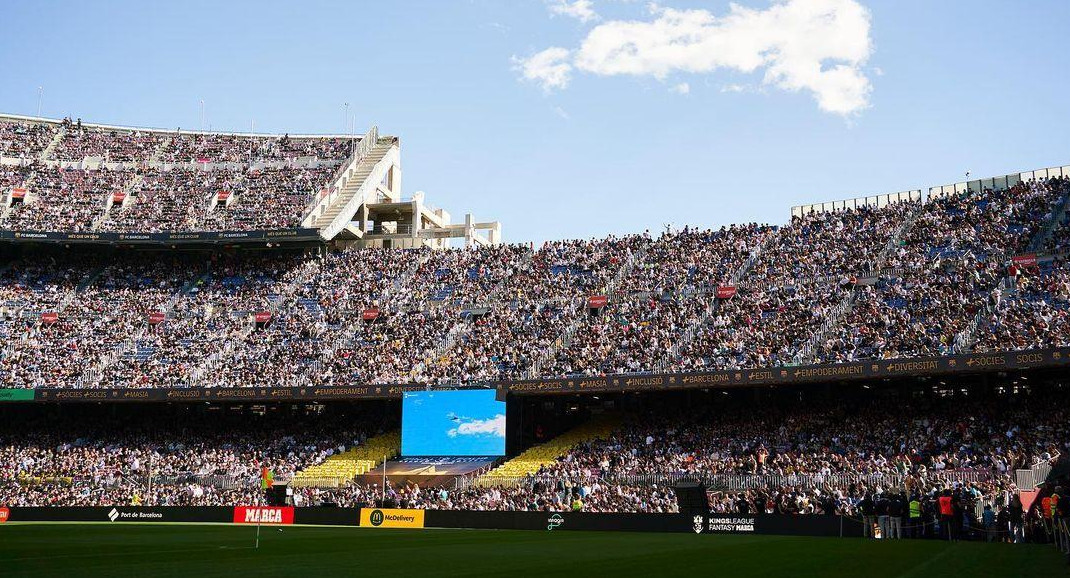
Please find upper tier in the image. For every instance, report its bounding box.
[0,114,360,235]
[0,114,355,163]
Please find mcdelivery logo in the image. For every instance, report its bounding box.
[546,514,564,531]
[369,509,385,527]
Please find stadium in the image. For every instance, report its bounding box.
[2,2,1069,577]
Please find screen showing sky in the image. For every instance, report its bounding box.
[402,390,505,456]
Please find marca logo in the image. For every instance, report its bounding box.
[705,516,756,533]
[245,509,283,524]
[0,507,10,523]
[233,506,294,525]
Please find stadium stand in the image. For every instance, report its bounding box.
[0,114,500,246]
[0,166,1065,391]
[1,115,1069,547]
[474,414,621,486]
[0,403,393,507]
[291,431,401,488]
[0,117,351,233]
[0,177,1069,390]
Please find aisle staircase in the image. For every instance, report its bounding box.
[75,267,211,388]
[798,202,925,364]
[290,431,401,488]
[322,250,431,362]
[92,171,146,230]
[955,181,1070,353]
[39,128,65,161]
[302,126,399,240]
[663,228,779,366]
[1027,181,1070,252]
[416,250,536,380]
[528,246,648,378]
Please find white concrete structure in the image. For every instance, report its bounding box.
[0,113,500,247]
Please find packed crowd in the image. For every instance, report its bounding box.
[0,119,56,158]
[4,387,1063,530]
[675,203,917,370]
[972,257,1070,352]
[53,119,160,162]
[543,226,773,377]
[813,178,1070,363]
[1,116,353,232]
[2,177,1070,390]
[0,406,391,507]
[293,479,679,513]
[159,130,352,164]
[1,165,1068,389]
[4,166,128,232]
[0,117,353,164]
[523,395,1065,483]
[423,391,1065,522]
[0,162,337,233]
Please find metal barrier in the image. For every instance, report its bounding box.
[150,474,245,489]
[467,469,994,492]
[1015,452,1060,490]
[289,477,351,489]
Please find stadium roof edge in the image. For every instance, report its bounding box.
[789,162,1069,218]
[0,112,387,140]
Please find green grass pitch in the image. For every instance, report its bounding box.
[0,523,1064,577]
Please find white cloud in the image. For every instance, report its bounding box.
[553,106,571,119]
[513,47,574,92]
[720,83,746,93]
[547,0,599,23]
[670,82,690,95]
[447,414,506,438]
[483,22,510,35]
[519,0,875,115]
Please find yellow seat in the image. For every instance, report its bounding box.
[474,414,620,487]
[292,431,401,488]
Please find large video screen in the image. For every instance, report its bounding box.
[401,390,506,457]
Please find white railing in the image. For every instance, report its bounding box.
[1015,452,1060,490]
[77,268,213,389]
[954,275,1014,354]
[465,469,994,492]
[323,251,431,361]
[299,125,381,226]
[188,258,321,387]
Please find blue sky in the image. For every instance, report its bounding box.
[2,0,1068,243]
[402,390,505,456]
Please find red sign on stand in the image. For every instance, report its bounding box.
[587,295,608,309]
